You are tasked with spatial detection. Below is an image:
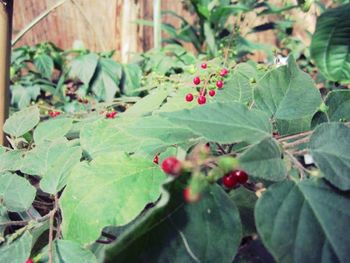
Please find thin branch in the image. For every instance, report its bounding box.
[12,0,69,46]
[0,211,52,227]
[283,136,310,149]
[278,130,313,142]
[285,151,311,180]
[48,195,59,263]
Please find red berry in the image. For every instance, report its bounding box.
[106,111,117,119]
[201,63,207,69]
[49,111,60,118]
[209,90,216,97]
[222,174,238,189]
[161,157,182,175]
[216,80,223,89]
[185,93,194,102]
[197,95,206,105]
[183,187,201,203]
[193,76,201,85]
[231,170,249,184]
[26,259,34,263]
[220,68,229,77]
[153,155,159,164]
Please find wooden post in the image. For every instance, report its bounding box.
[0,0,13,145]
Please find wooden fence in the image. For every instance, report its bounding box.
[12,0,323,62]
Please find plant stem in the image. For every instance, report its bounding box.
[48,195,59,263]
[283,136,310,149]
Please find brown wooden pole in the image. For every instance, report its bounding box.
[0,0,13,145]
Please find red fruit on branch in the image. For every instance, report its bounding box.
[185,93,194,102]
[231,170,249,184]
[153,155,159,164]
[106,111,117,119]
[26,259,34,263]
[193,76,201,85]
[220,68,229,77]
[183,187,201,203]
[161,157,182,175]
[201,63,207,69]
[209,90,216,97]
[216,80,223,89]
[49,111,60,118]
[197,95,206,105]
[222,173,238,189]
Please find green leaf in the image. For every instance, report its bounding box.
[20,139,78,179]
[61,153,166,245]
[69,53,99,85]
[309,122,350,190]
[3,106,40,137]
[161,102,272,144]
[34,54,54,79]
[255,179,350,263]
[105,185,242,263]
[254,57,322,120]
[310,4,350,82]
[0,172,36,212]
[0,232,32,263]
[313,90,350,125]
[80,119,165,158]
[204,22,217,56]
[33,118,73,143]
[239,137,286,181]
[122,64,142,96]
[40,146,81,194]
[276,115,312,136]
[91,58,122,102]
[216,63,256,104]
[52,240,98,263]
[0,150,23,173]
[10,85,40,109]
[230,187,257,236]
[123,89,168,117]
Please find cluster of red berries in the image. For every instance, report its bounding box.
[186,64,229,105]
[222,170,248,189]
[105,111,117,119]
[49,111,60,118]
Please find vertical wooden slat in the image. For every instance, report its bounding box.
[0,0,13,145]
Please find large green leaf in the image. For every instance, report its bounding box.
[239,137,286,181]
[20,139,80,182]
[69,53,99,85]
[254,57,322,120]
[255,179,350,263]
[3,106,40,137]
[310,4,350,82]
[105,185,242,263]
[80,119,165,158]
[0,150,23,173]
[60,153,166,245]
[216,63,256,104]
[309,122,350,190]
[123,89,168,117]
[0,232,32,263]
[230,187,257,236]
[33,118,73,144]
[34,54,54,79]
[161,102,272,144]
[10,84,40,110]
[312,90,350,126]
[0,172,36,212]
[91,58,122,102]
[52,240,98,263]
[40,145,81,194]
[122,64,142,96]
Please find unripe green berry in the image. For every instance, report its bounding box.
[217,156,239,174]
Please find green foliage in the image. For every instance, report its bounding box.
[311,4,350,83]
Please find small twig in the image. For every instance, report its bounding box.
[48,195,59,263]
[215,143,227,154]
[285,151,310,180]
[278,130,313,142]
[0,211,52,227]
[291,149,309,156]
[283,137,310,149]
